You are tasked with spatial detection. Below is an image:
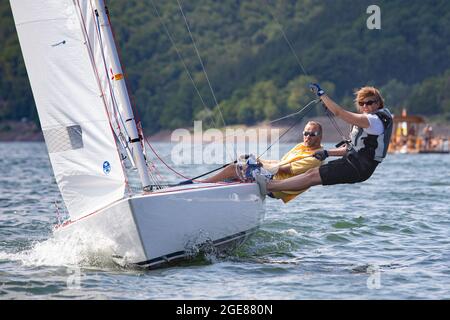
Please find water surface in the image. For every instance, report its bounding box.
[1,142,449,299]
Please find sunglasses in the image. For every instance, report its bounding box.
[358,100,377,107]
[303,131,320,137]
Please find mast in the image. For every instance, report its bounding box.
[93,0,151,191]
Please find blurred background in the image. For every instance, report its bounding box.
[1,0,449,144]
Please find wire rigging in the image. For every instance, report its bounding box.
[175,0,226,128]
[268,99,320,124]
[92,1,165,189]
[257,99,319,160]
[105,2,350,185]
[150,0,219,130]
[175,0,237,161]
[324,106,348,142]
[141,1,322,177]
[270,20,309,76]
[266,2,349,144]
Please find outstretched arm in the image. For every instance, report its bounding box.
[309,83,369,128]
[320,95,369,128]
[313,146,347,161]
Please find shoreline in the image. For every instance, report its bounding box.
[1,117,450,144]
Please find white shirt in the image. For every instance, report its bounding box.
[365,113,385,135]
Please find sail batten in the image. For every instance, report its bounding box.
[10,0,127,219]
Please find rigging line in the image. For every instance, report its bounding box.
[142,134,229,184]
[96,4,166,189]
[150,0,239,175]
[143,135,194,181]
[152,99,320,162]
[147,165,163,189]
[149,0,235,181]
[147,160,166,186]
[92,2,154,189]
[265,1,309,77]
[101,1,167,186]
[93,9,163,188]
[175,1,234,160]
[149,129,248,163]
[136,119,166,186]
[93,11,130,140]
[257,99,319,160]
[268,99,320,124]
[92,7,121,131]
[324,106,348,141]
[104,1,142,124]
[75,0,132,193]
[176,0,237,161]
[91,2,124,132]
[100,4,141,127]
[176,0,226,127]
[142,96,314,183]
[150,0,219,129]
[266,3,350,142]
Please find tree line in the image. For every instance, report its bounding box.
[1,0,450,133]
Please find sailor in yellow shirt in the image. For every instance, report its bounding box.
[268,140,323,203]
[203,121,324,203]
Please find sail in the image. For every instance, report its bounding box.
[10,0,127,219]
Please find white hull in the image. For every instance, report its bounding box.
[54,182,265,268]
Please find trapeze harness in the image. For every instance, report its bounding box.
[345,108,393,178]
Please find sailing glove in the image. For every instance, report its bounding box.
[313,150,329,161]
[309,83,325,97]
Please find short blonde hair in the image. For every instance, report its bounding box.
[354,86,384,110]
[305,120,322,135]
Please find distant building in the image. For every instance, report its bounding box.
[388,109,449,154]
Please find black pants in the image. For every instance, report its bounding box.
[319,152,379,186]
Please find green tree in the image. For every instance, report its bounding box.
[380,79,411,114]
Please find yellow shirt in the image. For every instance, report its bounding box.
[271,143,323,203]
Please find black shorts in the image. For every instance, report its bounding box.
[319,153,379,186]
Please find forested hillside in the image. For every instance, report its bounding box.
[1,0,450,133]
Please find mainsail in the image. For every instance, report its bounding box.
[10,0,132,219]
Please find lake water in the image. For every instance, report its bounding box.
[1,142,449,299]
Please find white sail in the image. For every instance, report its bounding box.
[10,0,127,219]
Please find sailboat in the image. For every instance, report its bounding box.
[10,0,265,268]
